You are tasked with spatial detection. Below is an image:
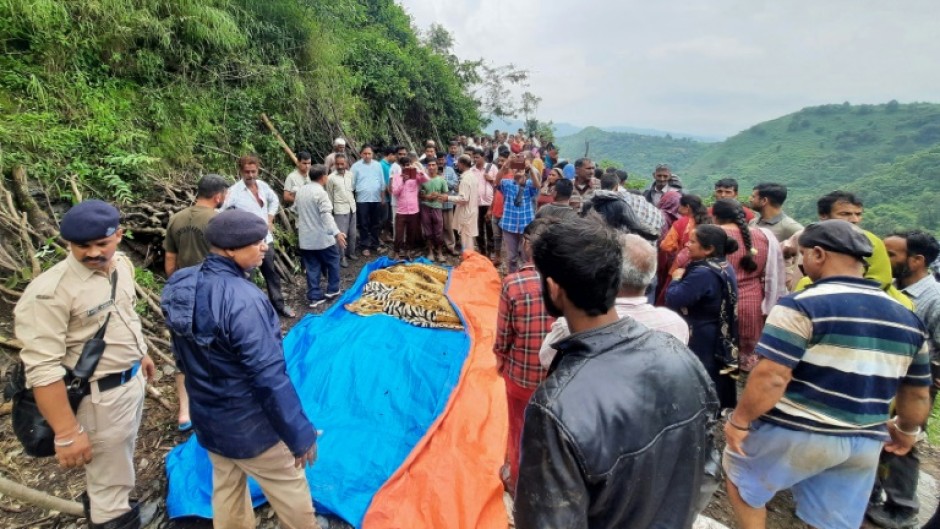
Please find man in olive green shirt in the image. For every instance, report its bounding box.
[164,174,228,275]
[420,158,450,262]
[163,173,228,432]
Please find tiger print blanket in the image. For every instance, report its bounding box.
[345,262,464,330]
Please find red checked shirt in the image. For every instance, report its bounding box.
[494,264,555,389]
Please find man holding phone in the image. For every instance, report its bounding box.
[499,154,542,273]
[390,157,429,259]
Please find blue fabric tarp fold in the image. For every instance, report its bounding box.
[165,257,470,527]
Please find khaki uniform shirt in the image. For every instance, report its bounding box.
[15,252,147,388]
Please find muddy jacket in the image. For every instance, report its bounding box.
[514,317,719,529]
[160,254,316,459]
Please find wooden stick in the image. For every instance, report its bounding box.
[69,174,84,202]
[11,165,57,238]
[144,336,176,368]
[0,334,24,351]
[0,475,83,517]
[261,113,299,166]
[0,284,22,298]
[146,385,175,412]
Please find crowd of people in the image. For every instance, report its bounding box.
[10,128,940,529]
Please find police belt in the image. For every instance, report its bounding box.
[95,362,141,392]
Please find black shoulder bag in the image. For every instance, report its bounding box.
[703,259,740,375]
[4,270,118,457]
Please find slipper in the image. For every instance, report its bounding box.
[178,421,193,432]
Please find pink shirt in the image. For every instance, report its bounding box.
[471,164,498,206]
[390,170,429,215]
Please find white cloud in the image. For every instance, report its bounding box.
[650,36,763,60]
[397,0,940,137]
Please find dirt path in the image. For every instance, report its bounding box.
[1,252,938,528]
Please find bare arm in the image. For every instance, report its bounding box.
[164,252,178,277]
[724,358,793,455]
[886,383,932,455]
[34,381,92,468]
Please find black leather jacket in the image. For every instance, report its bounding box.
[515,317,719,529]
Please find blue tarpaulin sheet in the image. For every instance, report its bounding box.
[165,257,470,527]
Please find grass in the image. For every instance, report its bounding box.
[929,396,940,446]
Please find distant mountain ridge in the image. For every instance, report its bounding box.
[554,101,940,235]
[483,117,722,142]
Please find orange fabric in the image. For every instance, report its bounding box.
[362,252,509,529]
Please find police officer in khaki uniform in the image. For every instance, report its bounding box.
[15,200,156,528]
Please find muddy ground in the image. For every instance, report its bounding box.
[1,247,937,529]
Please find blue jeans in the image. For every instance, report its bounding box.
[300,246,340,301]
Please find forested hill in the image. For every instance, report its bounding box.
[556,102,940,235]
[556,127,713,180]
[682,101,940,231]
[0,0,481,197]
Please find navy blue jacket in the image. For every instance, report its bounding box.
[665,259,738,366]
[161,254,316,459]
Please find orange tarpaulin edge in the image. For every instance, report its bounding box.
[362,252,509,529]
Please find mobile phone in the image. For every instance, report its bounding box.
[403,167,417,179]
[510,158,525,170]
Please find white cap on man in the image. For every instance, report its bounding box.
[334,138,346,146]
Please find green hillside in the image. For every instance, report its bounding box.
[0,0,481,198]
[844,146,940,235]
[559,103,940,235]
[682,101,940,226]
[555,126,714,185]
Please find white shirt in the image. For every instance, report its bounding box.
[221,179,279,243]
[539,296,690,368]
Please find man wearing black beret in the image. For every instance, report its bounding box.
[161,209,320,529]
[14,199,157,528]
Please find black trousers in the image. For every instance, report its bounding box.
[257,245,285,312]
[873,363,940,517]
[356,202,383,251]
[476,205,494,253]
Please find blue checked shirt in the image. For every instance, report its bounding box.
[441,166,459,211]
[498,178,539,234]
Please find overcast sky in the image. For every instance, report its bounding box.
[396,0,939,138]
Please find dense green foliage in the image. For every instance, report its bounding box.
[682,101,940,229]
[558,103,940,236]
[556,126,713,189]
[0,0,482,198]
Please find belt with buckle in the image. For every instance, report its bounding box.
[96,362,141,393]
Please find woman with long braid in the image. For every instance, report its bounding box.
[712,199,784,372]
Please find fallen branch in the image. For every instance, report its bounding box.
[0,475,83,517]
[261,113,299,166]
[144,336,176,368]
[135,284,163,317]
[68,174,83,202]
[11,166,57,238]
[0,284,22,299]
[0,334,24,351]
[145,385,175,412]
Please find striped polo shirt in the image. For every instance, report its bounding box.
[756,275,930,441]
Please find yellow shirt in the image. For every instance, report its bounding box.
[794,230,914,310]
[15,252,147,388]
[532,158,545,175]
